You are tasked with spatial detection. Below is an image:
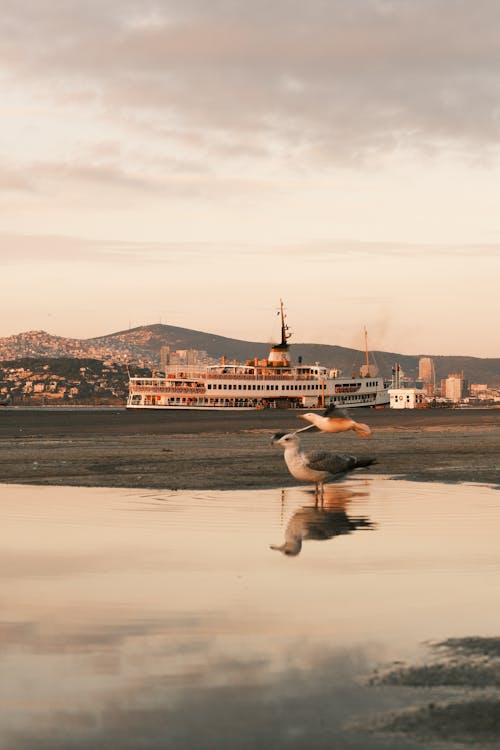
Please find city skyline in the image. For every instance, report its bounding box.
[1,2,500,357]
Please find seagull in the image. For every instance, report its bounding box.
[295,404,372,438]
[271,432,376,497]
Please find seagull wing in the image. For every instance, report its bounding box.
[304,450,357,475]
[322,404,350,419]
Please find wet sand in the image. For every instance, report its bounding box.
[367,637,500,745]
[0,407,498,489]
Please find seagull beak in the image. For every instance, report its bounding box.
[271,432,288,445]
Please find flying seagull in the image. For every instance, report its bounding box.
[295,404,372,438]
[271,432,376,497]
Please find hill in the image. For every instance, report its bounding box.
[0,325,499,384]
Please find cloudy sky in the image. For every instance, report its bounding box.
[1,0,499,356]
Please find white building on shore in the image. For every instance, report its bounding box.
[388,388,428,409]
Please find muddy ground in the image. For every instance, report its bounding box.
[0,407,498,489]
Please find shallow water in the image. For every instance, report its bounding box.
[1,477,499,749]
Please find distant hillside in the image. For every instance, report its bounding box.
[0,324,499,384]
[89,325,500,384]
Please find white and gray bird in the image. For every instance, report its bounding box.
[271,432,376,496]
[295,404,372,438]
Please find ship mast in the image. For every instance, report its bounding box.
[268,299,291,366]
[360,327,380,378]
[362,326,374,377]
[279,299,291,348]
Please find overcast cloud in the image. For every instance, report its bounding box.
[0,1,499,355]
[4,0,500,169]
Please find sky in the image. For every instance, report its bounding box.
[0,0,499,357]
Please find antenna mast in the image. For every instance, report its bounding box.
[364,326,370,374]
[279,299,291,347]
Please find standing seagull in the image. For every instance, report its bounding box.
[271,432,376,497]
[295,404,372,438]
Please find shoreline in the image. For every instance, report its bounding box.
[0,408,498,490]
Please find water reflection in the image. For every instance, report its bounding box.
[1,479,500,750]
[270,483,374,556]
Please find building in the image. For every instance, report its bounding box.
[470,384,488,395]
[443,373,467,402]
[418,357,435,396]
[388,388,428,409]
[160,346,209,371]
[418,357,435,382]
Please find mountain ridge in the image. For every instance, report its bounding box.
[0,325,499,384]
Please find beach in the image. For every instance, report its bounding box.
[1,407,500,749]
[0,407,498,489]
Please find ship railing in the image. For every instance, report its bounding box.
[205,373,319,381]
[131,371,326,383]
[130,385,205,394]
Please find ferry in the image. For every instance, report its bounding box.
[126,303,390,411]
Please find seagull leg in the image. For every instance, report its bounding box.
[318,482,325,506]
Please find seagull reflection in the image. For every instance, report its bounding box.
[270,484,374,556]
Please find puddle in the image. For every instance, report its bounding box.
[0,477,499,749]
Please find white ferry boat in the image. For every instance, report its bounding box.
[126,304,390,411]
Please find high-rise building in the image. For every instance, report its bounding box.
[160,345,170,371]
[418,357,435,396]
[443,373,467,402]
